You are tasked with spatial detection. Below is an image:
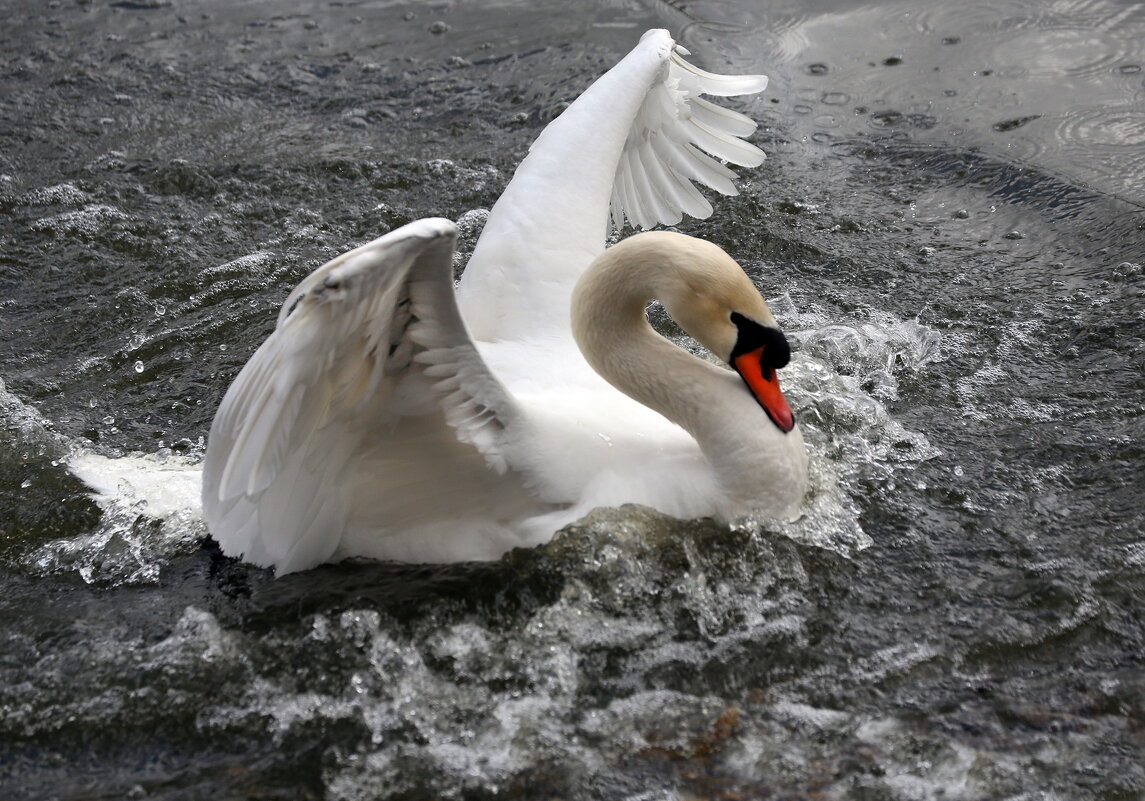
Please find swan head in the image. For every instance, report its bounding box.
[636,232,797,433]
[574,231,796,434]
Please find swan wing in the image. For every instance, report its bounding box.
[610,44,768,231]
[201,218,522,573]
[457,28,768,342]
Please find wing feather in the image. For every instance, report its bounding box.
[201,218,524,573]
[457,29,769,342]
[691,96,758,137]
[669,49,770,97]
[630,142,677,226]
[649,133,739,197]
[640,139,712,220]
[609,42,768,229]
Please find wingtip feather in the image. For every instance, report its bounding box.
[609,34,768,229]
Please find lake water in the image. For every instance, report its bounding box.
[1,0,1143,798]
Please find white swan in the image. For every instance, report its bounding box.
[201,29,808,573]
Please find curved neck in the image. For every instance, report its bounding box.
[570,236,807,518]
[571,245,730,442]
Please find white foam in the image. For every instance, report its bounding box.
[68,450,203,520]
[23,450,207,585]
[736,312,944,557]
[30,203,128,236]
[20,181,91,206]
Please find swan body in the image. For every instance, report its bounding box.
[202,30,808,573]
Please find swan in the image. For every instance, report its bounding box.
[201,29,808,573]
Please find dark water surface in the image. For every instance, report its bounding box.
[2,0,1143,799]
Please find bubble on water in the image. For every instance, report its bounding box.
[455,208,489,239]
[30,204,128,237]
[739,313,944,555]
[20,182,91,206]
[453,208,493,275]
[133,360,144,374]
[424,161,501,193]
[793,318,943,401]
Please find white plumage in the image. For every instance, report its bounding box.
[200,29,807,573]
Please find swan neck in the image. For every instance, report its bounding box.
[573,233,808,520]
[571,247,720,436]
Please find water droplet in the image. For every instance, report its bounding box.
[953,465,965,477]
[133,360,144,373]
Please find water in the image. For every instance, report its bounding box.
[2,0,1143,798]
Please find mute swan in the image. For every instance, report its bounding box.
[202,29,808,573]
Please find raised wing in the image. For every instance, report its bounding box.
[201,219,522,573]
[611,44,767,230]
[457,28,768,343]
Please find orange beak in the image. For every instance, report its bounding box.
[732,346,795,433]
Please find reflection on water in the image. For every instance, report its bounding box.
[1,0,1144,799]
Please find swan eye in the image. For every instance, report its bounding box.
[729,312,790,368]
